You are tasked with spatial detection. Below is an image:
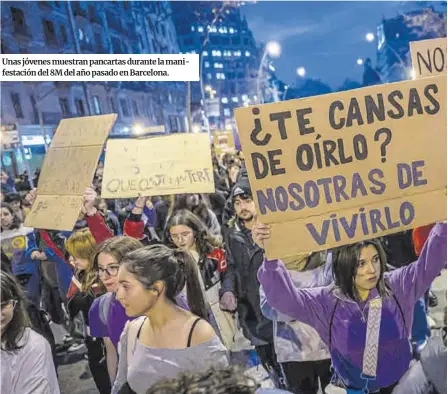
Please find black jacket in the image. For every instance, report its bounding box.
[225,219,273,346]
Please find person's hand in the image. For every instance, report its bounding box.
[83,187,97,216]
[30,251,41,260]
[25,189,38,207]
[220,291,237,312]
[132,195,149,214]
[39,252,48,261]
[252,217,271,250]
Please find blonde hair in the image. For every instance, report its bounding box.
[66,228,98,292]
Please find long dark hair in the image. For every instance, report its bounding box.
[122,244,207,319]
[164,210,221,258]
[333,239,390,301]
[169,194,213,229]
[1,271,30,351]
[0,203,22,231]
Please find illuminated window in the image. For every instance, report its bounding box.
[224,108,231,117]
[221,97,228,104]
[198,26,204,32]
[245,50,250,57]
[229,27,234,34]
[205,61,210,68]
[202,51,208,56]
[232,97,238,103]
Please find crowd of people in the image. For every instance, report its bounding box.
[0,148,446,394]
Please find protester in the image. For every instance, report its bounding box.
[1,271,60,394]
[168,194,222,240]
[224,179,285,389]
[112,245,228,394]
[254,222,447,393]
[1,170,17,194]
[89,236,144,383]
[65,229,111,394]
[165,209,236,338]
[95,196,122,236]
[145,365,292,394]
[4,193,26,222]
[84,188,150,244]
[1,203,40,306]
[260,252,333,394]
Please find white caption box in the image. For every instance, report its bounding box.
[0,54,199,82]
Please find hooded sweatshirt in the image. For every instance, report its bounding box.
[258,223,447,392]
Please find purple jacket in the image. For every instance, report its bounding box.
[258,223,447,392]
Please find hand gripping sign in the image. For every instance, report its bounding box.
[234,76,446,260]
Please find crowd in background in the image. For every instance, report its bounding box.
[0,147,446,394]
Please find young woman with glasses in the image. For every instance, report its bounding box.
[65,229,110,394]
[1,271,60,394]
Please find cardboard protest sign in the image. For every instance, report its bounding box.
[234,76,446,259]
[25,114,117,231]
[101,133,215,198]
[410,38,446,79]
[213,130,235,156]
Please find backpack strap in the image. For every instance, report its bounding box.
[99,292,113,327]
[126,317,146,365]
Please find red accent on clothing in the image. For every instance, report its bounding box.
[124,219,145,240]
[413,223,436,256]
[209,248,227,272]
[66,279,80,299]
[85,212,114,244]
[39,230,72,270]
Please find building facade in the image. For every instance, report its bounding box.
[171,1,262,132]
[1,1,187,175]
[375,6,447,83]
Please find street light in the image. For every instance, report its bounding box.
[257,40,281,104]
[365,32,375,42]
[357,58,364,66]
[266,41,281,58]
[296,67,306,77]
[133,123,144,135]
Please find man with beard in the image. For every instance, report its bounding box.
[225,177,285,389]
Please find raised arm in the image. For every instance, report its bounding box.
[83,188,114,243]
[387,222,447,303]
[260,251,334,323]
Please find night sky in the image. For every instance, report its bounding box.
[241,1,446,89]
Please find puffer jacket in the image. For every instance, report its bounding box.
[260,252,333,363]
[258,223,447,392]
[225,219,273,346]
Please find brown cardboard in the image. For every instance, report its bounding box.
[213,130,236,156]
[410,38,447,79]
[101,133,215,198]
[25,114,117,231]
[234,76,446,259]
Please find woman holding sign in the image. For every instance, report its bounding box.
[253,221,447,394]
[165,210,237,345]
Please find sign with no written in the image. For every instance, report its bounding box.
[101,133,215,198]
[213,130,235,156]
[235,76,447,259]
[25,114,117,231]
[410,38,446,79]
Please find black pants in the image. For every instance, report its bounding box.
[282,359,332,394]
[255,343,287,390]
[85,336,111,394]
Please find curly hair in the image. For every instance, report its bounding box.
[164,209,221,258]
[145,365,259,394]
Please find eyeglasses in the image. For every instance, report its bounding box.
[170,231,193,242]
[1,300,17,310]
[97,265,120,278]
